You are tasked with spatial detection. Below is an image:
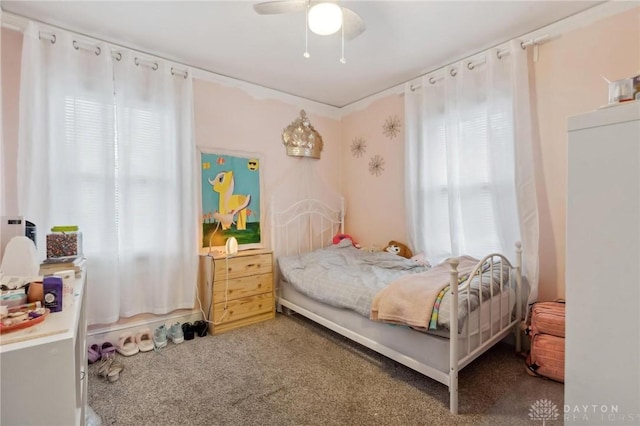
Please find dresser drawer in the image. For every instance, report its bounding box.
[212,292,273,325]
[213,253,272,282]
[213,273,273,302]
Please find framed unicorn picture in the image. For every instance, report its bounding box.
[198,149,264,253]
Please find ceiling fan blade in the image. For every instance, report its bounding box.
[253,0,308,15]
[342,7,365,40]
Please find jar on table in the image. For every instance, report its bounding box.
[46,226,83,258]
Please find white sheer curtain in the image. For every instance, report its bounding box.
[18,23,198,324]
[405,41,539,304]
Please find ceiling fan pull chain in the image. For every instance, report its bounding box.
[340,15,346,64]
[303,2,310,58]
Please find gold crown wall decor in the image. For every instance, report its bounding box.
[282,110,323,159]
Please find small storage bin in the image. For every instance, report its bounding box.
[46,226,83,258]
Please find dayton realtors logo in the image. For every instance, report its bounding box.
[529,399,560,425]
[529,400,640,424]
[564,404,640,423]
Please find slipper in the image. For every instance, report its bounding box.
[88,343,101,364]
[116,332,140,357]
[135,328,154,352]
[100,341,117,360]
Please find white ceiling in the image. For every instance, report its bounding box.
[2,1,603,108]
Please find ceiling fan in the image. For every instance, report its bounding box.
[253,1,366,41]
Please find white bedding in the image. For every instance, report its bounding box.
[277,239,428,316]
[278,240,514,332]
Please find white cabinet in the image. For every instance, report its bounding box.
[566,101,640,423]
[0,272,87,426]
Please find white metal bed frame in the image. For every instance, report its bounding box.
[271,196,522,414]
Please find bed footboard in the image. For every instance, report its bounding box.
[448,242,522,414]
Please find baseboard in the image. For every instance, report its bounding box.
[87,309,204,346]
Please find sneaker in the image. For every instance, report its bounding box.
[167,322,184,344]
[153,324,167,349]
[182,322,195,341]
[193,320,208,337]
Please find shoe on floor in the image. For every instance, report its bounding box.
[107,360,124,382]
[153,324,167,349]
[100,341,117,360]
[88,343,101,364]
[135,328,154,352]
[182,322,195,341]
[194,320,208,337]
[116,332,140,357]
[167,322,184,344]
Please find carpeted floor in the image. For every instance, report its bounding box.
[88,313,563,425]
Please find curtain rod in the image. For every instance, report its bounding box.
[39,27,187,78]
[408,35,550,92]
[6,13,192,77]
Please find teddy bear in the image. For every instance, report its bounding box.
[383,240,413,259]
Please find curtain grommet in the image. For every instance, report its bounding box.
[450,68,457,77]
[428,77,437,85]
[171,68,189,79]
[467,62,475,71]
[38,32,56,44]
[95,46,101,56]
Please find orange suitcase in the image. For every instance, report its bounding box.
[526,333,565,382]
[530,301,565,338]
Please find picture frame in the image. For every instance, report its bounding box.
[198,148,264,254]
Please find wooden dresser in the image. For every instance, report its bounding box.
[199,249,274,335]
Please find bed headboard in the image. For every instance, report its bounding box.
[270,197,344,259]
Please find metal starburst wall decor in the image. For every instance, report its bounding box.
[368,155,385,177]
[350,137,367,158]
[382,115,401,139]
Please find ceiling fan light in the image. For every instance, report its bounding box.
[308,3,343,36]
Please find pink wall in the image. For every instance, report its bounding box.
[192,79,342,248]
[341,7,640,301]
[533,7,640,300]
[341,95,406,250]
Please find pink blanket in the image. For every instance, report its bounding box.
[370,256,479,329]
